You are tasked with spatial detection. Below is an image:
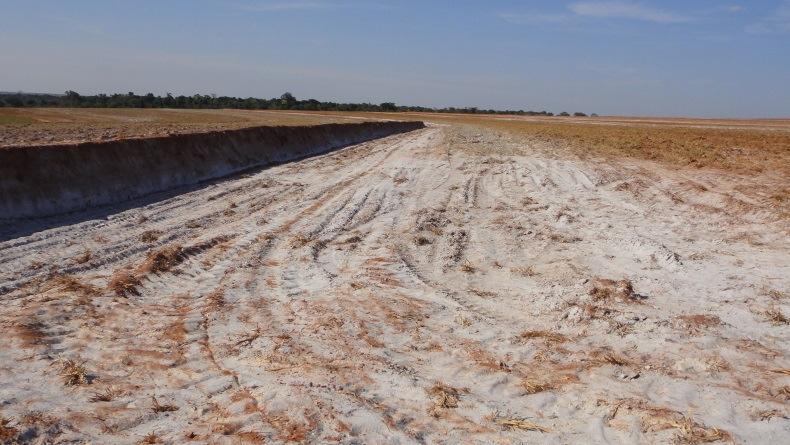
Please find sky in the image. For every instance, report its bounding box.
[1,0,789,117]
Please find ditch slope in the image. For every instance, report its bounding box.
[0,121,424,219]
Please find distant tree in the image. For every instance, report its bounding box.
[558,111,570,117]
[142,93,156,108]
[591,113,599,117]
[379,102,397,111]
[127,92,143,108]
[573,112,587,117]
[1,90,560,116]
[279,92,296,109]
[64,90,82,106]
[4,96,23,107]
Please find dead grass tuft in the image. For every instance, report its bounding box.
[772,386,790,401]
[521,196,537,206]
[234,326,262,348]
[73,250,92,265]
[206,288,226,310]
[151,396,178,413]
[235,431,267,443]
[678,314,721,327]
[45,275,100,299]
[343,235,363,244]
[764,308,788,325]
[140,230,162,243]
[608,320,634,337]
[460,261,476,273]
[108,268,142,297]
[12,411,62,441]
[289,233,313,248]
[59,359,91,386]
[523,372,578,395]
[89,386,127,402]
[581,302,615,320]
[45,275,90,293]
[455,314,473,327]
[521,378,555,394]
[752,409,786,422]
[591,349,632,367]
[675,314,722,334]
[670,416,733,444]
[548,232,582,243]
[414,235,432,246]
[19,411,57,427]
[607,398,732,444]
[416,210,450,234]
[469,288,497,298]
[519,330,567,343]
[15,321,48,348]
[428,384,461,416]
[491,414,550,432]
[735,338,780,359]
[511,266,536,277]
[138,432,162,444]
[270,416,313,443]
[589,278,641,302]
[0,416,18,441]
[765,289,786,300]
[703,355,730,373]
[139,245,183,274]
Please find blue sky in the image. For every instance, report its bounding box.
[1,0,788,117]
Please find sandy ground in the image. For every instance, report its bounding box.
[1,124,788,444]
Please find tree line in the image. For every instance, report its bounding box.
[0,91,592,117]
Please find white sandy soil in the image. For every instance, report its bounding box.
[0,124,788,444]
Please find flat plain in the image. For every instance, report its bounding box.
[0,108,375,147]
[0,109,788,444]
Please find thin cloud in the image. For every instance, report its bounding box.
[745,0,790,34]
[239,1,392,12]
[497,12,572,25]
[240,1,338,12]
[568,1,692,23]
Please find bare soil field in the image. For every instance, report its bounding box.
[0,108,376,147]
[0,116,789,444]
[372,112,790,177]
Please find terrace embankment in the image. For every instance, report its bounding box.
[0,120,424,219]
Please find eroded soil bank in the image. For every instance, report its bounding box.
[0,121,424,219]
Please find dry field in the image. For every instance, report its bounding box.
[0,108,375,147]
[0,112,789,444]
[377,112,790,176]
